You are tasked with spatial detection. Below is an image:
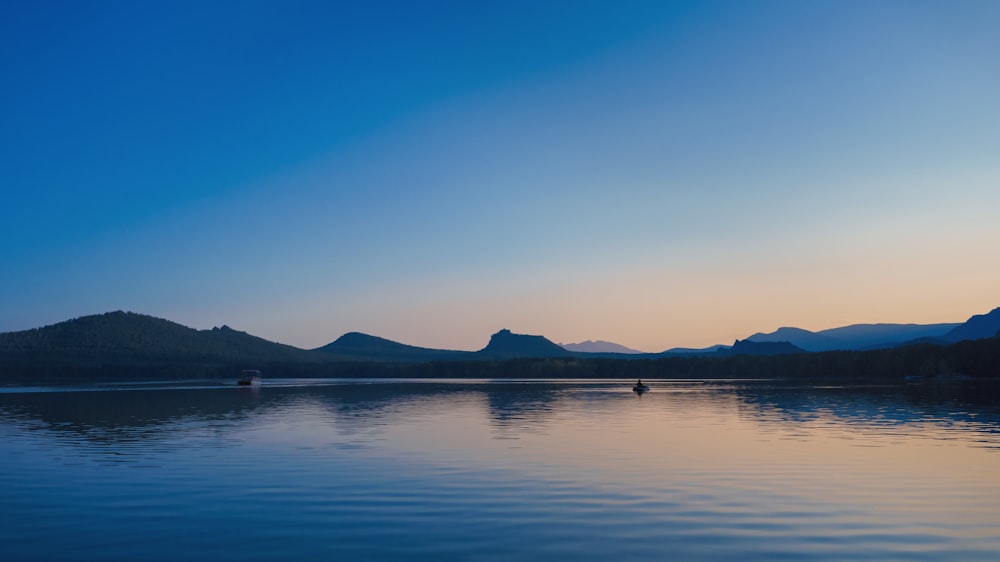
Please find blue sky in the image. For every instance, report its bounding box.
[3,0,998,351]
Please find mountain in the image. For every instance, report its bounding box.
[748,323,960,351]
[315,329,578,362]
[0,311,325,379]
[661,344,730,355]
[820,323,958,349]
[942,307,1000,342]
[315,332,472,362]
[560,340,645,354]
[479,329,572,359]
[717,339,805,356]
[0,311,314,360]
[747,327,843,352]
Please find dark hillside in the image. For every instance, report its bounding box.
[943,308,1000,342]
[747,327,842,352]
[477,329,572,359]
[717,339,805,356]
[315,332,473,362]
[819,323,958,349]
[0,311,327,380]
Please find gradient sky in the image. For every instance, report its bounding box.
[3,0,998,352]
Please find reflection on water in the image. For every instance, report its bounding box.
[1,379,999,561]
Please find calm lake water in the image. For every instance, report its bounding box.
[1,378,999,561]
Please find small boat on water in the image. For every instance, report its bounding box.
[633,381,649,393]
[238,370,262,386]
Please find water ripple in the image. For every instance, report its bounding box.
[1,379,999,561]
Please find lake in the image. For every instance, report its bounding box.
[1,378,998,561]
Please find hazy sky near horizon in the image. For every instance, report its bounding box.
[3,0,999,352]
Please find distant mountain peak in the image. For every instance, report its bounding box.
[313,331,473,363]
[943,307,1000,342]
[326,330,433,351]
[722,339,805,356]
[748,326,817,338]
[330,331,397,346]
[481,329,570,358]
[560,340,645,354]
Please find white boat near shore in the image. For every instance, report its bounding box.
[238,370,261,386]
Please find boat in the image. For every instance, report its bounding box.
[238,369,262,386]
[633,383,649,393]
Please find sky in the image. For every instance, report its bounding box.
[2,0,999,352]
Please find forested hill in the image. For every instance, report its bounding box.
[0,311,326,379]
[0,311,319,359]
[943,307,1000,342]
[316,332,474,362]
[478,329,572,358]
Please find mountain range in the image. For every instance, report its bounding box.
[316,328,573,362]
[746,308,1000,351]
[1,307,998,380]
[561,308,1000,356]
[746,324,957,352]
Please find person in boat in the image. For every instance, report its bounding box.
[636,379,644,388]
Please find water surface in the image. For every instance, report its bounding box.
[1,378,998,561]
